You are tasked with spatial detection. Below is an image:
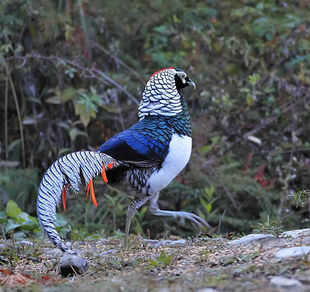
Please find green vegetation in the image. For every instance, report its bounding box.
[0,199,70,240]
[251,215,284,236]
[3,200,39,238]
[0,0,309,241]
[148,251,173,269]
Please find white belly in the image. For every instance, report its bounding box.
[148,134,192,194]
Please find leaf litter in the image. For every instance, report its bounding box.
[0,232,310,291]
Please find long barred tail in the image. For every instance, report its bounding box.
[37,151,120,251]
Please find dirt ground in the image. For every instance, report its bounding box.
[0,232,310,291]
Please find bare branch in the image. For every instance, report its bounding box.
[90,40,146,84]
[0,54,140,105]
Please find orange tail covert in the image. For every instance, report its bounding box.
[86,179,98,207]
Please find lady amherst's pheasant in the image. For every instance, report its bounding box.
[37,67,210,252]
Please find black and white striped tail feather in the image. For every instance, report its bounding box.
[37,151,119,251]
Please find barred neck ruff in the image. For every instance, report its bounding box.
[138,68,182,120]
[167,98,192,137]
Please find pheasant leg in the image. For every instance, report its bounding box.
[124,196,151,248]
[149,192,211,228]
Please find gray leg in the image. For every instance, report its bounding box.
[149,192,211,228]
[124,196,151,248]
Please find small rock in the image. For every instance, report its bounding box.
[58,251,88,277]
[232,268,243,277]
[228,234,275,246]
[142,239,159,247]
[281,228,310,239]
[155,240,171,248]
[270,276,303,288]
[43,248,64,257]
[196,288,219,292]
[274,246,310,259]
[16,240,34,246]
[65,242,72,248]
[154,239,187,248]
[0,244,5,249]
[167,239,187,246]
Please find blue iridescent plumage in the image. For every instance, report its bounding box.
[98,98,191,167]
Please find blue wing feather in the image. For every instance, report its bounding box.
[98,116,172,167]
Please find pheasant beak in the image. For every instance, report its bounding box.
[187,78,196,90]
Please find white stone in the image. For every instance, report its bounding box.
[281,228,310,239]
[154,240,171,248]
[228,234,275,245]
[270,276,303,287]
[142,239,159,247]
[43,247,63,257]
[16,240,34,246]
[167,239,187,246]
[274,246,310,259]
[154,239,187,248]
[59,252,88,276]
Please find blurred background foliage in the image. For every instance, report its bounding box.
[0,0,309,240]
